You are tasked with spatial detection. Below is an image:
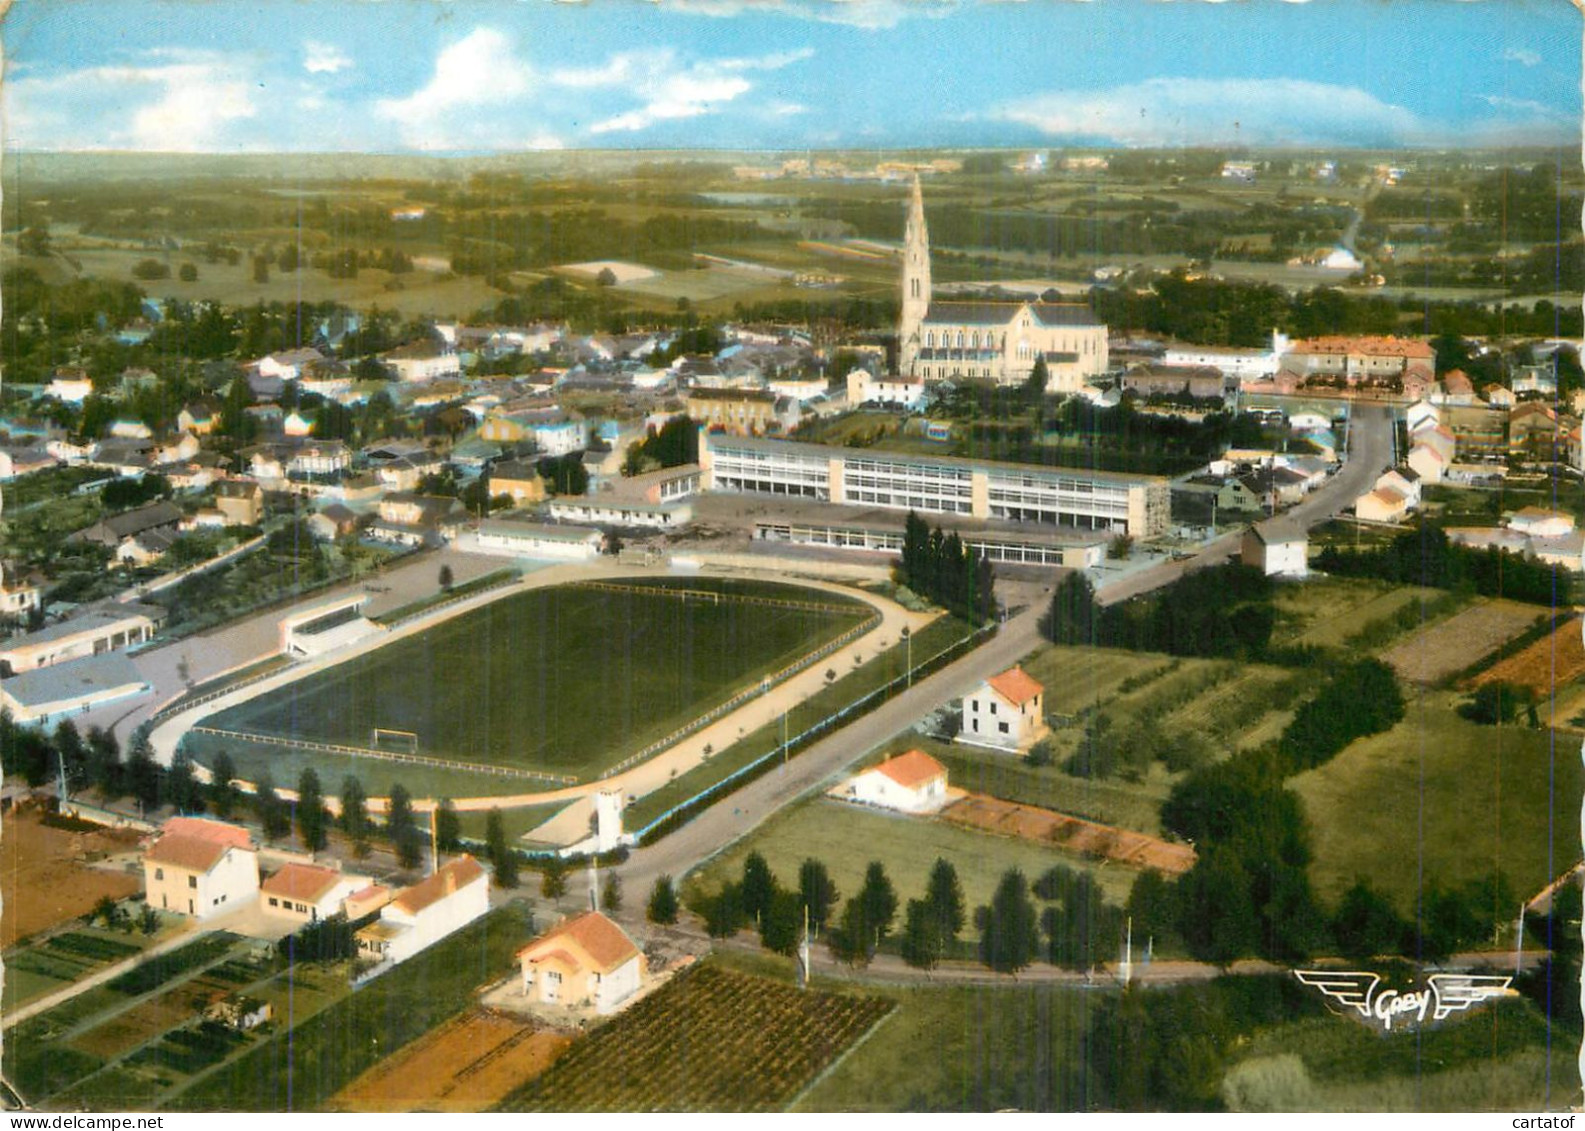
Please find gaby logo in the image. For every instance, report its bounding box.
[1293,970,1516,1031]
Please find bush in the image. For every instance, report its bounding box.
[132,258,171,280]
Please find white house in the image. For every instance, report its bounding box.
[1405,399,1440,435]
[49,372,95,404]
[516,910,648,1015]
[1241,519,1309,579]
[1355,486,1411,524]
[1507,507,1576,540]
[846,369,926,411]
[144,817,260,920]
[1374,468,1421,508]
[258,348,325,382]
[354,855,489,968]
[259,863,366,924]
[383,340,462,383]
[1406,442,1448,484]
[961,665,1049,753]
[846,749,949,813]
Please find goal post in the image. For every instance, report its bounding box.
[370,728,420,754]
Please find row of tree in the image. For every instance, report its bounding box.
[1041,565,1277,660]
[899,511,997,624]
[1316,526,1573,607]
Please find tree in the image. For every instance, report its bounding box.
[252,256,270,285]
[339,775,370,848]
[126,732,162,813]
[54,720,89,793]
[1040,571,1100,645]
[1025,355,1050,400]
[178,263,198,282]
[596,267,618,286]
[1461,681,1535,726]
[978,868,1041,974]
[166,751,203,815]
[209,752,239,818]
[133,258,172,280]
[603,872,623,912]
[797,859,840,934]
[827,896,874,966]
[1332,878,1408,962]
[648,875,680,924]
[1176,848,1260,967]
[435,797,462,852]
[296,767,328,852]
[924,857,966,943]
[541,858,568,905]
[438,564,455,591]
[278,244,300,273]
[86,726,123,797]
[741,851,776,926]
[486,807,519,888]
[857,862,899,950]
[139,903,161,935]
[255,771,291,843]
[761,889,804,956]
[900,898,945,969]
[386,783,422,870]
[704,882,746,937]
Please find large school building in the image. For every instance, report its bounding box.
[699,432,1169,539]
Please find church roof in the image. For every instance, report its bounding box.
[922,301,1101,328]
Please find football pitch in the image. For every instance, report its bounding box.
[199,578,870,785]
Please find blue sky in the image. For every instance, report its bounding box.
[2,0,1577,153]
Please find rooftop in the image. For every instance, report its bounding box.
[517,910,640,974]
[987,665,1043,706]
[872,748,947,790]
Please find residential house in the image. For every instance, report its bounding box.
[846,749,950,813]
[1483,384,1517,408]
[1280,336,1436,388]
[0,444,55,481]
[258,347,325,382]
[48,368,95,404]
[686,388,784,435]
[260,863,365,924]
[1507,507,1576,540]
[286,441,352,479]
[1406,441,1448,484]
[70,501,184,551]
[0,563,43,622]
[846,369,927,411]
[375,452,445,493]
[370,493,464,547]
[116,528,180,567]
[1509,402,1565,459]
[152,432,201,466]
[204,995,272,1032]
[516,911,648,1015]
[383,339,462,383]
[1120,363,1228,401]
[1241,519,1309,579]
[144,817,260,920]
[1404,399,1440,435]
[283,410,316,439]
[960,666,1049,753]
[1374,468,1421,508]
[354,855,489,968]
[1436,370,1477,404]
[488,459,548,507]
[306,503,360,541]
[214,480,265,526]
[1355,486,1411,524]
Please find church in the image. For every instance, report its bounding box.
[896,177,1109,393]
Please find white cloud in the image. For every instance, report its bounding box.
[1503,47,1542,66]
[5,56,258,151]
[991,77,1423,147]
[304,41,353,75]
[768,101,809,117]
[375,28,534,149]
[659,0,956,30]
[579,46,810,134]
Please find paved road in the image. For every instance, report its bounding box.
[615,402,1398,897]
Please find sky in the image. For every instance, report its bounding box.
[1,0,1578,154]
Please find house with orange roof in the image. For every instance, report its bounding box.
[1355,485,1411,524]
[961,664,1049,753]
[354,855,488,968]
[847,749,949,813]
[143,817,259,920]
[259,863,367,924]
[516,910,648,1015]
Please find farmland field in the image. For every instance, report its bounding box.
[497,963,893,1112]
[1378,601,1545,685]
[1273,578,1444,649]
[1472,615,1585,695]
[200,578,869,783]
[1,810,143,948]
[687,795,1139,914]
[329,1009,570,1112]
[1291,695,1580,911]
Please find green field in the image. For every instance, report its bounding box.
[686,796,1138,918]
[201,578,868,784]
[1270,577,1445,649]
[1291,695,1581,912]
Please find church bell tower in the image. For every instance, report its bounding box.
[898,174,932,376]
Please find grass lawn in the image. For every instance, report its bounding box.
[165,905,533,1111]
[686,796,1138,916]
[792,979,1098,1112]
[1291,694,1581,913]
[1271,577,1441,649]
[202,578,867,783]
[622,613,976,829]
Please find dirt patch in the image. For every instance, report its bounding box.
[939,793,1195,875]
[1471,615,1585,696]
[2,809,143,948]
[327,1008,571,1112]
[1379,601,1544,685]
[68,985,200,1059]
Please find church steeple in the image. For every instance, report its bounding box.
[898,174,932,376]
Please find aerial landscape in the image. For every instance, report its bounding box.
[1,0,1582,1115]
